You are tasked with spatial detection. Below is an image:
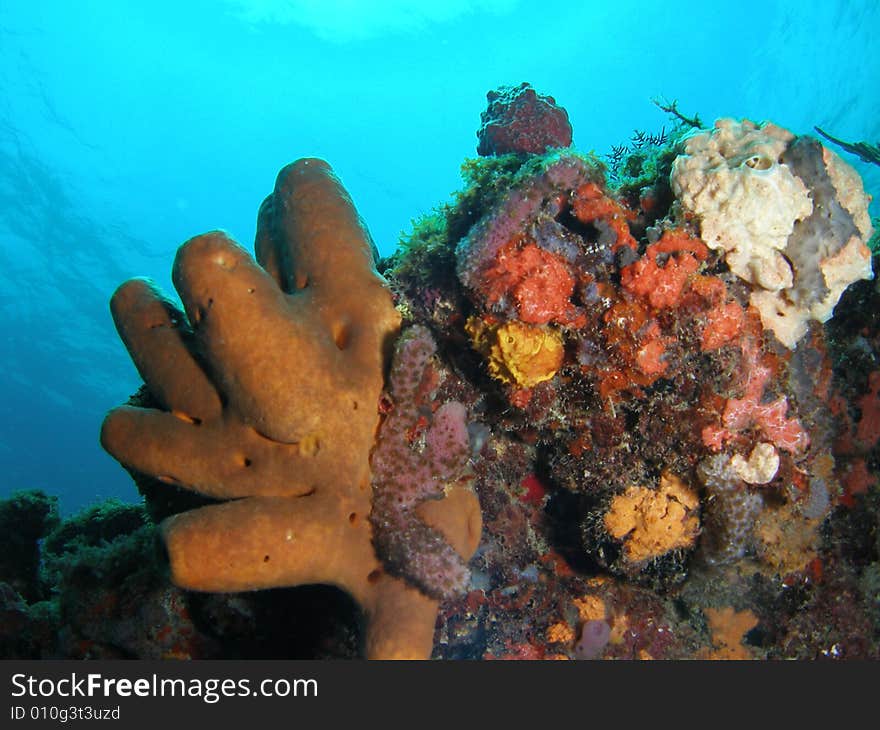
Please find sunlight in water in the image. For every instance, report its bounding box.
[223,0,519,41]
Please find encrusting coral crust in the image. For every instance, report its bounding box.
[369,325,482,600]
[101,159,480,659]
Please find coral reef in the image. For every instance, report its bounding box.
[381,89,879,659]
[6,85,874,662]
[0,490,59,602]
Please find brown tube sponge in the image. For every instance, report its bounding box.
[101,159,479,658]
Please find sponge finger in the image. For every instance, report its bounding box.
[171,231,328,442]
[254,195,288,291]
[100,406,319,500]
[109,278,221,421]
[260,158,380,303]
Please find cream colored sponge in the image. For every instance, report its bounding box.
[672,118,873,348]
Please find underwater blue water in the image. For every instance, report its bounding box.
[1,0,878,515]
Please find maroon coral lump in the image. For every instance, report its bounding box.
[477,82,573,156]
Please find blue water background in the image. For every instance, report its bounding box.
[1,1,878,514]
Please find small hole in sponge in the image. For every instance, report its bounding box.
[263,555,270,563]
[172,411,202,426]
[348,512,357,525]
[744,155,772,170]
[333,321,351,350]
[367,569,382,584]
[241,456,252,467]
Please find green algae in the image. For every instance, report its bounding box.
[384,149,604,284]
